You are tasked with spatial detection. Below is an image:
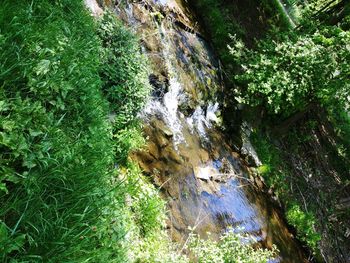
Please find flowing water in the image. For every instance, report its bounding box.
[115,0,309,262]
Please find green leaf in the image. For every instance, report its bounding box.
[35,59,51,75]
[0,183,8,194]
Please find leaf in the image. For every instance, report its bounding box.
[0,183,8,194]
[0,222,8,242]
[1,121,15,131]
[35,59,51,75]
[0,101,8,112]
[29,129,43,137]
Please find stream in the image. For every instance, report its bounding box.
[115,0,309,262]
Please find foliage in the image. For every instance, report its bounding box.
[0,0,120,261]
[231,26,350,117]
[123,164,188,263]
[187,0,244,73]
[0,1,325,262]
[286,204,321,250]
[188,230,278,263]
[97,12,151,162]
[97,12,151,130]
[0,1,155,262]
[251,132,321,252]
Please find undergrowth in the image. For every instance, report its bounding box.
[188,230,278,263]
[0,1,293,262]
[251,132,321,254]
[189,0,291,69]
[0,1,162,262]
[0,1,116,261]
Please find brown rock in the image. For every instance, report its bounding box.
[148,141,160,159]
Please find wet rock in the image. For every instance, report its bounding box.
[84,0,103,16]
[254,175,265,190]
[148,141,160,159]
[167,183,181,198]
[220,157,233,174]
[149,120,172,148]
[241,141,261,167]
[133,4,149,24]
[210,173,225,183]
[163,147,184,164]
[134,151,155,174]
[195,171,210,181]
[211,149,220,160]
[199,149,209,163]
[151,119,174,138]
[155,134,169,148]
[178,95,197,117]
[163,127,174,138]
[240,122,262,167]
[149,74,168,99]
[194,166,216,182]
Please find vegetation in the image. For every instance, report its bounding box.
[230,25,350,117]
[188,0,292,80]
[0,1,116,260]
[251,132,321,252]
[188,230,277,263]
[0,1,167,261]
[1,0,348,261]
[191,0,350,260]
[0,1,283,262]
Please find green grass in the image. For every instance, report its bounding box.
[0,0,117,261]
[0,1,154,262]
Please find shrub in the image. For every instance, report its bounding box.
[286,204,321,250]
[97,12,151,131]
[251,132,321,253]
[188,230,278,263]
[231,27,350,117]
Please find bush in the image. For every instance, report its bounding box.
[97,12,151,131]
[286,204,321,250]
[97,12,151,162]
[188,230,278,263]
[231,27,350,117]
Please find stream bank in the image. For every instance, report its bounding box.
[106,0,311,262]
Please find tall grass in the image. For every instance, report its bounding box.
[0,1,131,261]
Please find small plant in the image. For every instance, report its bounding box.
[188,230,278,263]
[97,11,151,131]
[286,204,321,251]
[230,27,350,117]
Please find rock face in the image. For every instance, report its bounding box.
[84,0,103,16]
[94,1,311,262]
[240,122,262,167]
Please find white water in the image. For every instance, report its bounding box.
[142,21,220,146]
[143,23,185,145]
[187,102,220,141]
